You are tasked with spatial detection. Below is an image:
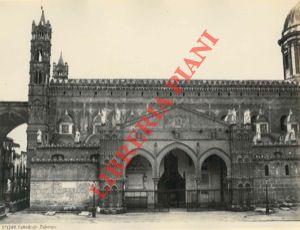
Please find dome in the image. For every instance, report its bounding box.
[283,1,300,34]
[59,110,73,123]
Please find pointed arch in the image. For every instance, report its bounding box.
[125,148,155,170]
[156,142,197,176]
[199,148,231,177]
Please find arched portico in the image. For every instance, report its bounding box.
[125,148,155,175]
[124,151,155,210]
[199,148,231,177]
[156,142,198,177]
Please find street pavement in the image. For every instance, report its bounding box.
[0,208,300,230]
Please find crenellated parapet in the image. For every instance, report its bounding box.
[47,78,300,99]
[49,78,300,88]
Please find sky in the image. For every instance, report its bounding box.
[0,0,299,152]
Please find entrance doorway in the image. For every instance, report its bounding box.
[158,148,195,208]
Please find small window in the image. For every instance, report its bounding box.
[284,53,289,70]
[295,45,300,73]
[260,124,268,134]
[61,124,69,134]
[264,165,269,176]
[285,165,290,176]
[34,71,38,84]
[94,125,101,134]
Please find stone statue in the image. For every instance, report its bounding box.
[115,106,121,124]
[253,127,261,144]
[244,109,251,125]
[75,129,80,143]
[224,108,237,125]
[231,108,237,124]
[100,108,107,125]
[224,109,231,123]
[7,179,11,192]
[285,128,296,142]
[37,129,42,143]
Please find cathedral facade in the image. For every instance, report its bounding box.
[27,3,300,213]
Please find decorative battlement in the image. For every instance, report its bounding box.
[48,78,300,95]
[50,78,300,87]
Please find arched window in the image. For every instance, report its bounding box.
[285,165,290,176]
[111,186,118,207]
[34,71,38,84]
[51,154,64,161]
[295,45,300,74]
[264,165,269,176]
[35,50,39,61]
[103,186,110,208]
[244,183,251,207]
[238,183,244,205]
[58,111,74,135]
[284,52,289,71]
[251,115,257,131]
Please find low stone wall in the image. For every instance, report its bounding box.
[30,181,93,211]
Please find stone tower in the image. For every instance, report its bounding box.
[53,52,68,79]
[279,1,300,82]
[27,8,52,165]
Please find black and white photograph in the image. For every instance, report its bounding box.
[0,0,300,229]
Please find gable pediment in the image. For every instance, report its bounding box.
[122,104,229,130]
[163,104,229,130]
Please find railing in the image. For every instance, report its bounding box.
[186,189,229,211]
[100,186,299,212]
[100,189,231,212]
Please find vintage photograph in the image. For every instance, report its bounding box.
[0,0,300,229]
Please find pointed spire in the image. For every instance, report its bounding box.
[39,6,46,25]
[58,51,64,65]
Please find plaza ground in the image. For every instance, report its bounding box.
[0,208,300,230]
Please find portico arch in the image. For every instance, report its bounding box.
[0,102,28,142]
[156,142,198,176]
[199,148,231,177]
[125,148,155,171]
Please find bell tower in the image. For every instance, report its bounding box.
[27,7,52,163]
[278,2,300,82]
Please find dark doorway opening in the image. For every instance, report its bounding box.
[158,151,186,208]
[200,155,227,206]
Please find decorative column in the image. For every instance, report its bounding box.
[195,177,201,190]
[152,177,159,210]
[153,177,159,190]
